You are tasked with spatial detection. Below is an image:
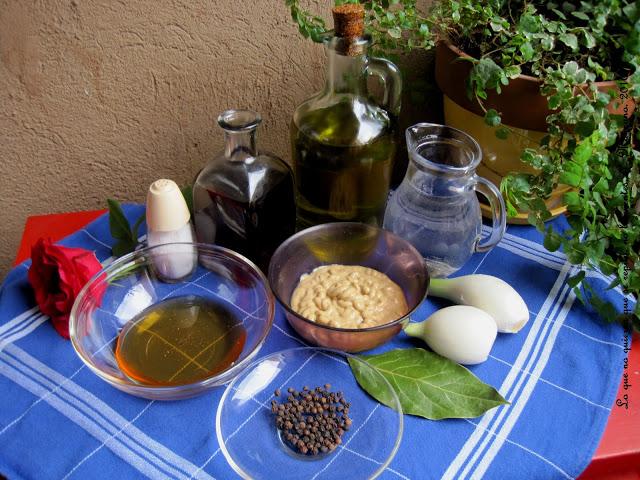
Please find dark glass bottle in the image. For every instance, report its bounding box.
[291,4,402,229]
[193,110,295,272]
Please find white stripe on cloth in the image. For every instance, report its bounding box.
[310,403,381,480]
[0,307,40,336]
[61,298,265,478]
[62,401,157,480]
[487,354,610,411]
[341,446,411,480]
[470,283,578,480]
[496,241,565,271]
[81,229,113,250]
[0,315,48,352]
[484,225,630,297]
[441,261,573,480]
[191,351,319,479]
[560,324,625,349]
[241,387,411,480]
[0,333,119,438]
[463,419,573,480]
[1,345,215,480]
[481,226,566,262]
[458,281,572,479]
[0,355,171,480]
[470,225,504,275]
[0,312,43,343]
[527,307,626,350]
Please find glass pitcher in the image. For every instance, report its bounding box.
[383,124,506,277]
[291,4,402,229]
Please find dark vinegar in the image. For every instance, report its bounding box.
[195,173,295,273]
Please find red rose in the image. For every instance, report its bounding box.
[28,238,103,339]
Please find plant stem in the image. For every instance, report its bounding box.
[403,321,424,337]
[428,278,451,298]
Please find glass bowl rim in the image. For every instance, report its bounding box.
[216,346,404,480]
[268,222,430,333]
[69,241,276,393]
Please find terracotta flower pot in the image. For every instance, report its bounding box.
[435,40,634,223]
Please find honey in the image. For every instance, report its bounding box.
[115,295,246,386]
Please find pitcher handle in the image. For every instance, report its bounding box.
[366,57,402,116]
[473,175,507,253]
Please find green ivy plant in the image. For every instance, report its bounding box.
[286,0,640,330]
[286,0,436,54]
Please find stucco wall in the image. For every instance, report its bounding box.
[0,0,437,278]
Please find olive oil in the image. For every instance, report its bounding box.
[292,101,396,229]
[115,295,246,386]
[290,5,401,230]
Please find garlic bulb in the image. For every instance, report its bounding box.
[428,275,529,333]
[404,306,498,365]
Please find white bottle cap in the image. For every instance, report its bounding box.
[146,179,191,232]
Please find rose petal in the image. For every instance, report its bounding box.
[50,313,71,339]
[28,237,103,340]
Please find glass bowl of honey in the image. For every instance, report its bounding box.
[69,242,275,400]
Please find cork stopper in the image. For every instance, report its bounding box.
[332,4,364,38]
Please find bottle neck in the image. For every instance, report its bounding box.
[218,109,261,160]
[223,129,257,159]
[323,37,368,95]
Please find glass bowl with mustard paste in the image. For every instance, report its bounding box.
[268,223,430,352]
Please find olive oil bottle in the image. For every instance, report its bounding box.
[291,4,401,229]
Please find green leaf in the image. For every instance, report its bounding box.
[485,109,501,127]
[181,185,194,219]
[572,141,592,164]
[544,230,563,252]
[582,31,596,49]
[551,8,566,20]
[541,35,554,50]
[388,27,402,39]
[567,247,586,264]
[490,18,504,33]
[559,33,578,50]
[495,127,510,140]
[520,42,534,61]
[607,277,622,291]
[506,201,519,218]
[562,61,579,77]
[575,121,595,137]
[571,11,590,21]
[503,66,521,79]
[564,191,581,212]
[519,14,540,33]
[349,348,508,420]
[558,171,581,187]
[107,199,134,241]
[567,271,586,288]
[112,239,136,258]
[131,213,146,240]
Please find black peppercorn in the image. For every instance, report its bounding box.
[272,385,352,456]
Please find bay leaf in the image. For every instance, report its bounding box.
[348,348,508,420]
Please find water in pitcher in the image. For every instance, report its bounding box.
[383,123,506,277]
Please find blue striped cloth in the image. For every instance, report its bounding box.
[0,204,632,480]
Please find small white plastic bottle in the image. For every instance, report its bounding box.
[146,179,196,281]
